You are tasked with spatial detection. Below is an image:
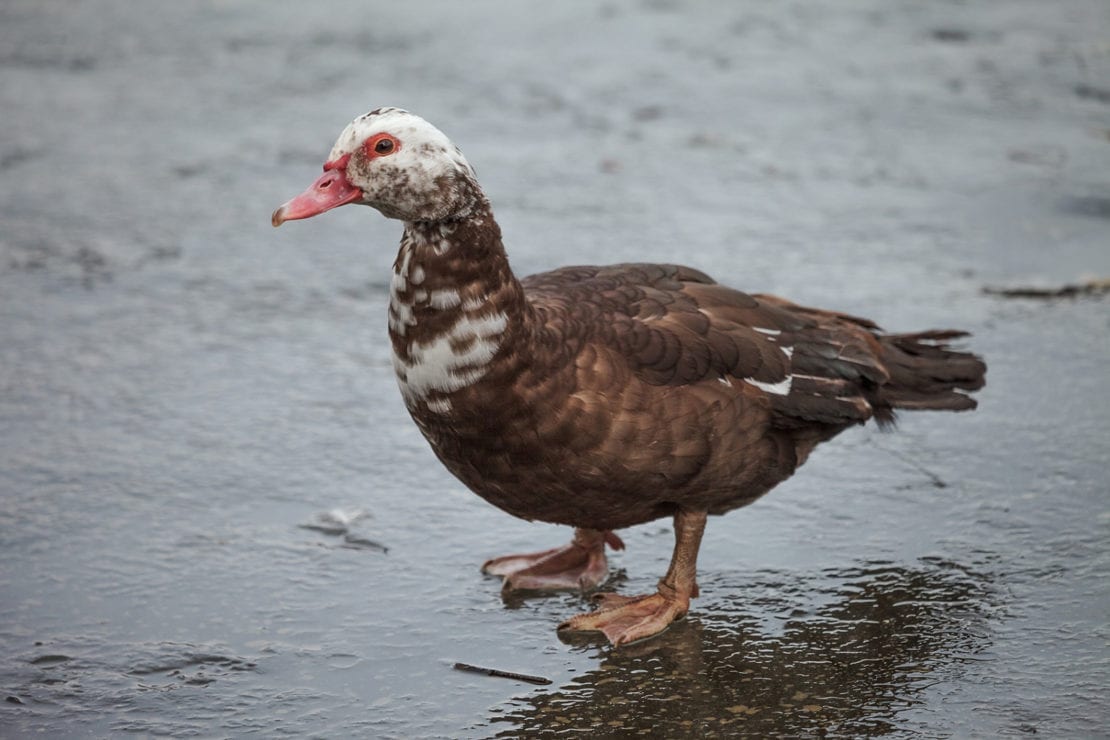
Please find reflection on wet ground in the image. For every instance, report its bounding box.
[494,559,992,737]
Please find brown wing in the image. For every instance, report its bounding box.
[524,263,791,388]
[524,264,983,431]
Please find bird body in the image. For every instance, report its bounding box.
[274,108,986,645]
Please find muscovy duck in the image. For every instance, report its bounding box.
[273,108,986,646]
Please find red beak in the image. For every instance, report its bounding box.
[272,166,363,227]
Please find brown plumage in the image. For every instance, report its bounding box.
[273,108,987,645]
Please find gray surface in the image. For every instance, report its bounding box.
[2,1,1109,737]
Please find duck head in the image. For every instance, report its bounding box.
[272,107,480,226]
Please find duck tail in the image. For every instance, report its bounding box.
[872,330,987,427]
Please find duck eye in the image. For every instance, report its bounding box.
[363,134,399,159]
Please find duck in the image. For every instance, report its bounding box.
[272,107,986,646]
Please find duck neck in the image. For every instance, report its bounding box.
[388,201,532,410]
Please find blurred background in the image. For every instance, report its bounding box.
[2,1,1108,737]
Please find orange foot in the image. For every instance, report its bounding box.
[481,528,624,593]
[557,581,699,645]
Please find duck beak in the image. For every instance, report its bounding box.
[272,167,363,227]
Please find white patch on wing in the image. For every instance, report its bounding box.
[717,376,732,387]
[750,325,793,362]
[745,375,793,396]
[394,312,508,401]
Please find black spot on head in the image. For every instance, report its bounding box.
[363,106,407,120]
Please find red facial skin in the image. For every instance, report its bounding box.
[271,135,400,227]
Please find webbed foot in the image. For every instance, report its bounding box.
[481,528,624,593]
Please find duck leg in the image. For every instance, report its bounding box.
[481,528,625,593]
[558,508,706,646]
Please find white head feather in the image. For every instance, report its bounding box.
[329,108,481,222]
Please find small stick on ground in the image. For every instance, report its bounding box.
[983,278,1110,299]
[452,662,552,685]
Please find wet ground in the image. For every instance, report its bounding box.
[2,1,1108,737]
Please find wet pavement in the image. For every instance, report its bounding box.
[2,1,1108,737]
